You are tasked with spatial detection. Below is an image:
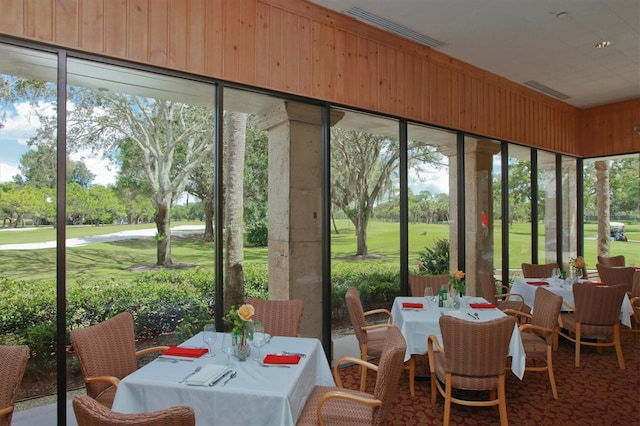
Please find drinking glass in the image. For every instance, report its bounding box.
[252,322,267,360]
[203,323,217,357]
[551,268,560,279]
[221,333,234,365]
[424,287,435,307]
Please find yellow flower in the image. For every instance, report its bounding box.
[237,304,255,322]
[453,270,465,280]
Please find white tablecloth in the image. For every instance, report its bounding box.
[391,296,526,380]
[511,278,634,328]
[112,333,335,426]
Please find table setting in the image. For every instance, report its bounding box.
[111,330,334,425]
[391,296,526,379]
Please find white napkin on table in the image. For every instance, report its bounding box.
[186,364,227,386]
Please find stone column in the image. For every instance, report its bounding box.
[255,102,341,340]
[443,140,500,296]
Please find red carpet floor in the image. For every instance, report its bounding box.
[335,330,639,425]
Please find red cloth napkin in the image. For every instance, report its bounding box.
[163,346,208,358]
[402,302,424,309]
[263,354,301,364]
[586,282,607,286]
[527,281,549,286]
[469,303,496,309]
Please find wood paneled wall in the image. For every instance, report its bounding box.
[1,0,638,156]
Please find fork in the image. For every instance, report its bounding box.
[256,360,290,368]
[179,365,202,383]
[282,351,306,358]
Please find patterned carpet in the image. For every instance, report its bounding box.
[335,330,639,425]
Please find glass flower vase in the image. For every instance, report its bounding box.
[232,322,254,361]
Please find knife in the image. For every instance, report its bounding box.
[208,369,233,387]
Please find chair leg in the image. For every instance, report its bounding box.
[575,323,581,367]
[443,374,453,426]
[546,345,558,400]
[430,371,437,404]
[498,374,508,426]
[613,325,625,370]
[359,363,367,392]
[408,356,415,397]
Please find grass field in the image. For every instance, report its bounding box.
[0,220,638,282]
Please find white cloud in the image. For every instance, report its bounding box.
[70,150,118,187]
[0,162,20,183]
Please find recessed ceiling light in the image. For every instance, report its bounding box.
[595,41,612,48]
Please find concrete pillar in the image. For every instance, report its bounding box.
[255,102,341,340]
[444,140,500,296]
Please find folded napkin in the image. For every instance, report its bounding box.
[163,346,208,358]
[186,364,228,386]
[263,354,301,365]
[586,282,607,286]
[527,281,549,286]
[469,303,496,309]
[402,302,424,309]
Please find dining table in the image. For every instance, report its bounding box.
[510,278,634,328]
[391,296,526,380]
[111,332,335,426]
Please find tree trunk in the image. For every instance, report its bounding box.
[595,160,610,257]
[223,112,247,310]
[155,198,172,266]
[355,211,369,256]
[202,196,214,243]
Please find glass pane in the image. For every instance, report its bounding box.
[583,154,640,268]
[0,43,58,401]
[330,108,399,323]
[407,123,455,288]
[65,57,216,391]
[508,146,532,279]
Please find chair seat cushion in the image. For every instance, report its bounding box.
[433,352,499,390]
[560,314,615,339]
[520,333,548,357]
[365,329,388,358]
[296,385,375,425]
[497,300,531,314]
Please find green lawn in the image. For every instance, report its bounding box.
[0,220,638,282]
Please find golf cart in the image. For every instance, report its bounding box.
[610,222,628,242]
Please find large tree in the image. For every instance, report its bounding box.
[331,128,444,256]
[60,89,215,266]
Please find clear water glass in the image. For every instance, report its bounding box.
[203,323,217,357]
[424,287,435,307]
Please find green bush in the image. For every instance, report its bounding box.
[0,260,398,378]
[415,238,450,275]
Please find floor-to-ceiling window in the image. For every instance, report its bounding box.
[406,123,456,282]
[507,146,532,280]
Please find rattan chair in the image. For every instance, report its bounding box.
[0,345,29,426]
[479,271,531,316]
[409,274,449,297]
[70,312,169,408]
[504,287,563,399]
[558,283,628,369]
[343,287,410,394]
[521,263,559,279]
[595,264,635,293]
[245,297,304,337]
[72,395,195,426]
[597,255,625,267]
[296,326,406,426]
[428,315,516,426]
[630,279,640,340]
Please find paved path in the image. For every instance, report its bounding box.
[0,225,205,250]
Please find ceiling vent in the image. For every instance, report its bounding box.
[345,7,445,48]
[523,80,571,100]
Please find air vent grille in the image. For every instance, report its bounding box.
[345,7,445,48]
[523,80,570,100]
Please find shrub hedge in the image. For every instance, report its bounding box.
[0,262,400,377]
